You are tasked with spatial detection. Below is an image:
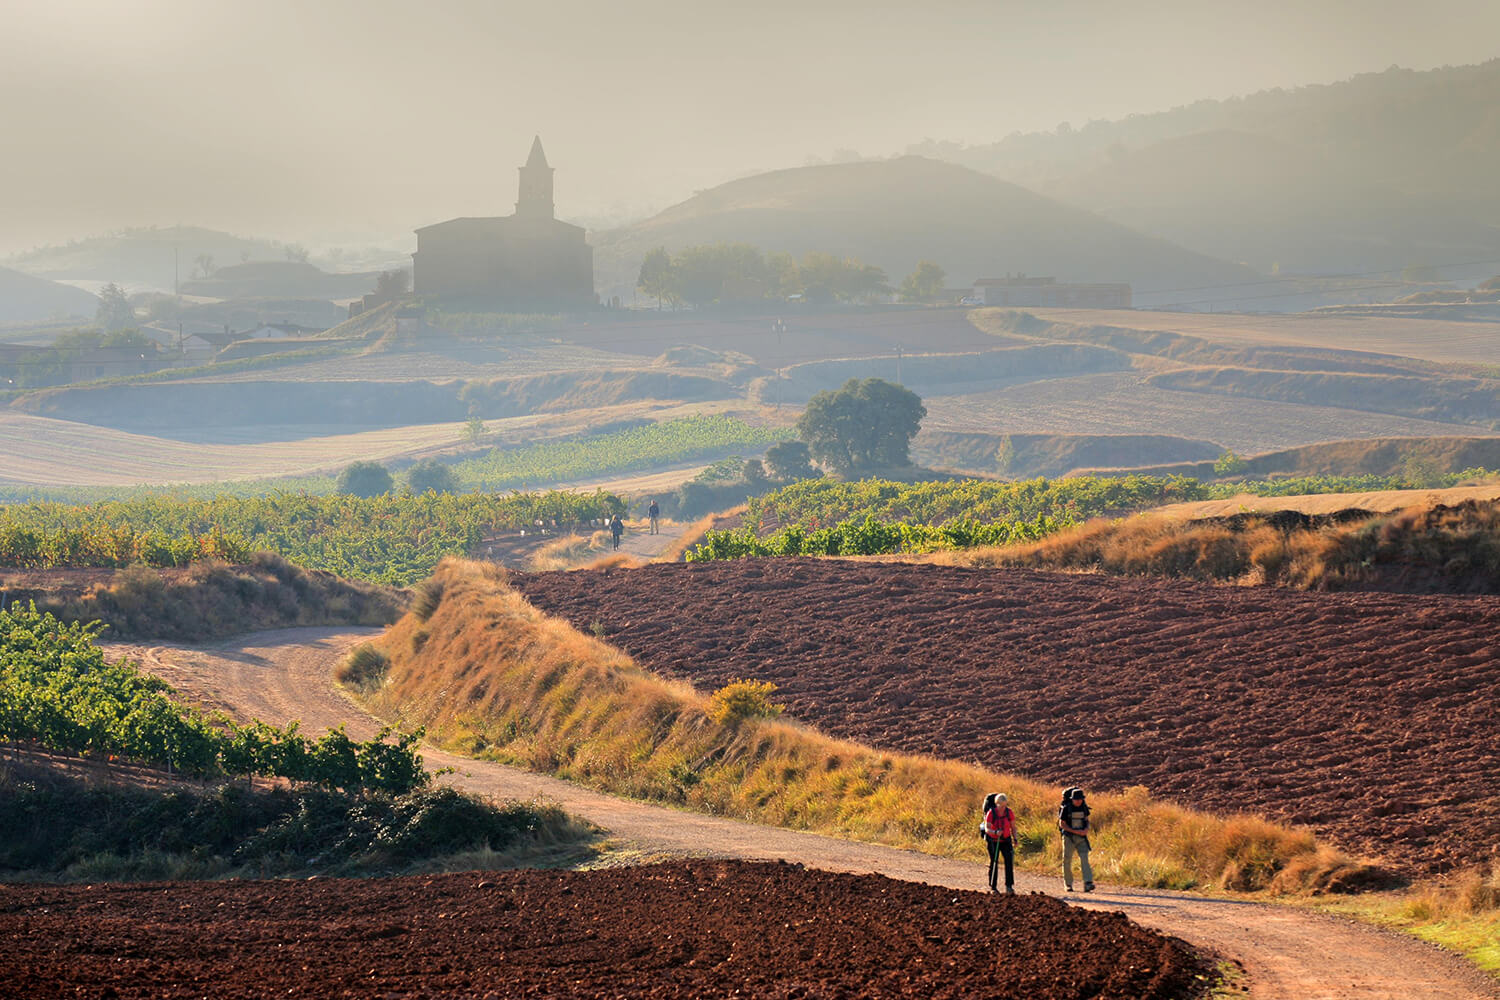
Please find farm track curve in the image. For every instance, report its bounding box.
[107,627,1500,1000]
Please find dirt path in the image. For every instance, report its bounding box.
[111,629,1499,1000]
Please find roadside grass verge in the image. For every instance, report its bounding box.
[0,754,600,882]
[1303,866,1500,976]
[353,558,1377,896]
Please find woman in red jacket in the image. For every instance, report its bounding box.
[979,792,1017,894]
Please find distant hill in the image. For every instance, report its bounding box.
[0,267,98,325]
[593,156,1262,309]
[914,61,1500,280]
[5,226,304,291]
[179,260,374,300]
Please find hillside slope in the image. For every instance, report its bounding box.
[593,156,1260,307]
[920,60,1500,277]
[0,266,98,324]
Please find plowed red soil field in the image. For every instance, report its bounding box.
[0,861,1210,1000]
[513,560,1500,876]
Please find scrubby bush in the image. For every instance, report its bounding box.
[707,679,784,726]
[336,643,391,692]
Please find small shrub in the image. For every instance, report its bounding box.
[707,679,784,726]
[337,643,391,691]
[412,578,445,622]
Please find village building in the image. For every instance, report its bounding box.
[972,274,1132,308]
[411,137,594,305]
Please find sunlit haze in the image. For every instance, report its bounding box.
[4,0,1499,254]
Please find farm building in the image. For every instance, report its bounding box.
[973,274,1132,308]
[411,136,595,307]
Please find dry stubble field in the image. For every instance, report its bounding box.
[515,559,1500,876]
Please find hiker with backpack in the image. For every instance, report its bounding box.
[1058,786,1094,892]
[647,499,660,535]
[979,792,1017,894]
[609,513,624,550]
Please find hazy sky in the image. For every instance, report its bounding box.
[4,0,1499,256]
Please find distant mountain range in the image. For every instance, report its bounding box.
[0,267,98,327]
[595,156,1266,309]
[911,61,1500,279]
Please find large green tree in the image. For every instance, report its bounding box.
[795,378,925,475]
[336,461,394,498]
[899,260,946,302]
[95,282,135,331]
[636,246,676,309]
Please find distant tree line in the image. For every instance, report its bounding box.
[638,242,893,308]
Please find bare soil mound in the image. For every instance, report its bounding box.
[514,560,1500,876]
[0,860,1211,1000]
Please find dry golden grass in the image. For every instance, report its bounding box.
[1155,484,1500,519]
[525,531,614,572]
[357,558,1375,895]
[926,499,1500,592]
[653,508,735,563]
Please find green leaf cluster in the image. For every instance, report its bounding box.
[686,512,1070,561]
[0,489,622,584]
[0,604,427,793]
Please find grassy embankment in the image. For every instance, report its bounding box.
[929,499,1500,593]
[352,558,1374,897]
[2,552,404,641]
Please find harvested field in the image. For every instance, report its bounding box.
[920,373,1485,454]
[0,861,1210,1000]
[514,560,1500,876]
[1024,308,1500,368]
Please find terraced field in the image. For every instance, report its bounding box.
[515,559,1500,876]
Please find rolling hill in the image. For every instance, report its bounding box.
[593,156,1262,308]
[918,60,1500,279]
[0,267,98,326]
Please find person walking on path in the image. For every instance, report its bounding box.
[647,499,660,535]
[1059,786,1094,892]
[980,792,1017,894]
[609,513,624,550]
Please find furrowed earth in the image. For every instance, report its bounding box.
[0,861,1212,1000]
[513,559,1500,876]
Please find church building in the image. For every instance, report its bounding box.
[412,137,595,305]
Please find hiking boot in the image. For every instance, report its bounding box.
[1065,884,1075,892]
[1005,887,1016,895]
[1084,882,1096,893]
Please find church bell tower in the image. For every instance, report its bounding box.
[516,135,555,220]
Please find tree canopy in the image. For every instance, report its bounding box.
[336,461,395,498]
[406,459,458,495]
[899,260,947,302]
[95,283,136,331]
[637,242,889,308]
[795,378,926,475]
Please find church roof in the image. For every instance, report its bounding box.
[525,135,549,169]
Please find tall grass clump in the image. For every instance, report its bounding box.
[357,559,1376,894]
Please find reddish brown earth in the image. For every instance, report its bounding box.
[0,861,1211,1000]
[513,560,1500,876]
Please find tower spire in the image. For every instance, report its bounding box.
[517,136,554,219]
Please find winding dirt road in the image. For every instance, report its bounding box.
[112,628,1498,1000]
